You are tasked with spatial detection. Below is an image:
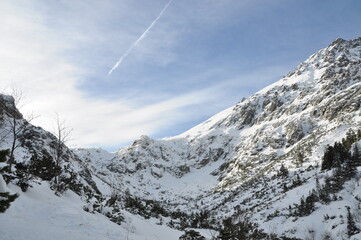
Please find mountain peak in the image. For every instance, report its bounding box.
[329,36,361,49]
[330,37,347,47]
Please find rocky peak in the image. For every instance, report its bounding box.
[223,37,361,130]
[0,94,23,120]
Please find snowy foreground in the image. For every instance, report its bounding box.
[0,183,188,240]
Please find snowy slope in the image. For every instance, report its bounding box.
[0,182,183,240]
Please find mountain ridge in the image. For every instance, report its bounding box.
[97,36,361,193]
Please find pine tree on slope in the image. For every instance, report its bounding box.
[0,149,18,213]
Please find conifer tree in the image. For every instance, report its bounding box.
[0,149,18,213]
[179,230,205,240]
[346,206,360,237]
[278,163,289,178]
[296,151,304,166]
[319,177,331,204]
[322,145,334,170]
[218,218,237,239]
[322,141,352,171]
[28,154,60,181]
[352,143,361,166]
[343,129,358,150]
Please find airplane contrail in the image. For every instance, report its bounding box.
[108,0,174,76]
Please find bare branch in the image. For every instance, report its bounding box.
[51,113,72,190]
[0,87,39,171]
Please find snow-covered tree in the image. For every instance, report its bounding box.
[346,206,360,237]
[0,149,18,213]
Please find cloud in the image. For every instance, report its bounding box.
[108,0,174,75]
[0,0,292,151]
[0,0,224,150]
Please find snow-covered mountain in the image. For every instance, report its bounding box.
[1,37,361,240]
[79,37,361,199]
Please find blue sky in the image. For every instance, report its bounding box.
[1,0,360,151]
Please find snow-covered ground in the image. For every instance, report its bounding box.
[0,182,183,240]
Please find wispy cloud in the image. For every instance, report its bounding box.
[0,0,228,150]
[108,0,174,75]
[1,0,326,152]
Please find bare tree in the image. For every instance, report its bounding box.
[7,89,23,172]
[51,113,72,187]
[0,88,36,172]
